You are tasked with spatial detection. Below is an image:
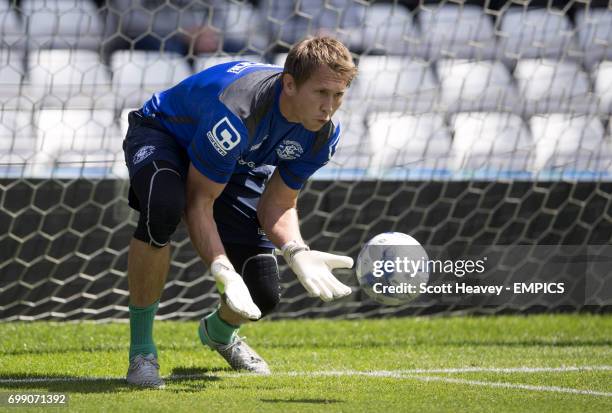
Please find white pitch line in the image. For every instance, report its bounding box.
[395,366,612,374]
[406,375,612,397]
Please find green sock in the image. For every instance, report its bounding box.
[129,300,159,361]
[201,310,239,345]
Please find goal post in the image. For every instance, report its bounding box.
[0,0,611,321]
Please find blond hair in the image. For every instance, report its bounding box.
[283,36,357,87]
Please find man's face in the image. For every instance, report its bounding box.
[285,65,349,132]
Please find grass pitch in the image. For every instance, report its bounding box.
[0,315,610,412]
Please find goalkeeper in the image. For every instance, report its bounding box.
[122,36,358,388]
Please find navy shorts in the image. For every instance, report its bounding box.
[123,110,274,248]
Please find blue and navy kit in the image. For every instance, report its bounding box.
[130,61,341,247]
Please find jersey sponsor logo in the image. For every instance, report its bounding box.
[276,140,304,160]
[133,145,155,165]
[237,157,256,168]
[227,62,279,74]
[206,117,241,156]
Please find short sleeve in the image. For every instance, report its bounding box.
[278,123,341,190]
[188,111,247,184]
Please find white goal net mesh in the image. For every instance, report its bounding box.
[0,0,611,320]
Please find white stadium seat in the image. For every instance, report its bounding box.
[514,59,594,115]
[530,115,612,175]
[212,1,267,53]
[594,61,612,115]
[418,4,497,60]
[354,56,438,113]
[575,9,612,70]
[119,108,137,139]
[111,50,192,109]
[346,3,420,56]
[437,59,518,113]
[450,113,532,177]
[264,0,363,47]
[194,54,265,74]
[366,112,452,178]
[30,109,124,178]
[0,110,35,177]
[319,105,371,178]
[0,2,25,48]
[0,49,24,100]
[498,8,575,61]
[22,0,103,49]
[27,49,112,108]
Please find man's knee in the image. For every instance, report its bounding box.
[242,254,281,318]
[133,165,185,248]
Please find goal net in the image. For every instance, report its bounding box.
[1,0,611,320]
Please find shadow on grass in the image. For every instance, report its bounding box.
[261,398,343,405]
[0,373,129,393]
[0,367,231,394]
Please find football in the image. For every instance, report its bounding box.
[356,232,430,305]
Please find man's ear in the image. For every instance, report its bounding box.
[282,73,298,97]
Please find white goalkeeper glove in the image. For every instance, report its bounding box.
[282,241,353,302]
[211,256,261,321]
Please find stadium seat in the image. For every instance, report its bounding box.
[514,59,594,115]
[264,0,363,49]
[22,0,104,49]
[450,113,532,177]
[366,112,452,178]
[353,56,438,113]
[0,110,35,177]
[344,3,419,56]
[26,49,112,108]
[575,9,612,70]
[0,1,25,48]
[529,114,612,176]
[593,61,612,115]
[316,100,371,178]
[194,54,265,74]
[110,50,192,109]
[498,8,575,62]
[437,59,519,113]
[212,1,267,53]
[119,107,139,141]
[417,4,497,60]
[31,109,124,178]
[0,49,25,99]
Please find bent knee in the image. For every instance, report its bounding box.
[133,167,185,247]
[242,254,281,318]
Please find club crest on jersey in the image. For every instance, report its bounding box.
[133,145,155,165]
[276,140,303,160]
[207,117,241,156]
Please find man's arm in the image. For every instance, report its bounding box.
[257,169,303,247]
[185,163,226,265]
[258,169,353,302]
[185,163,261,320]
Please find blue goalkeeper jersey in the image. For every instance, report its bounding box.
[141,61,340,190]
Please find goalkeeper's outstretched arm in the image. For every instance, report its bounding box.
[258,170,353,302]
[185,163,262,320]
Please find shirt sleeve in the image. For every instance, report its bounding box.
[278,123,341,190]
[187,110,247,184]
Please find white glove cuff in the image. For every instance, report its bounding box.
[211,255,235,277]
[281,240,310,266]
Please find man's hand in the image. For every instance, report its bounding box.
[283,241,353,302]
[211,256,261,320]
